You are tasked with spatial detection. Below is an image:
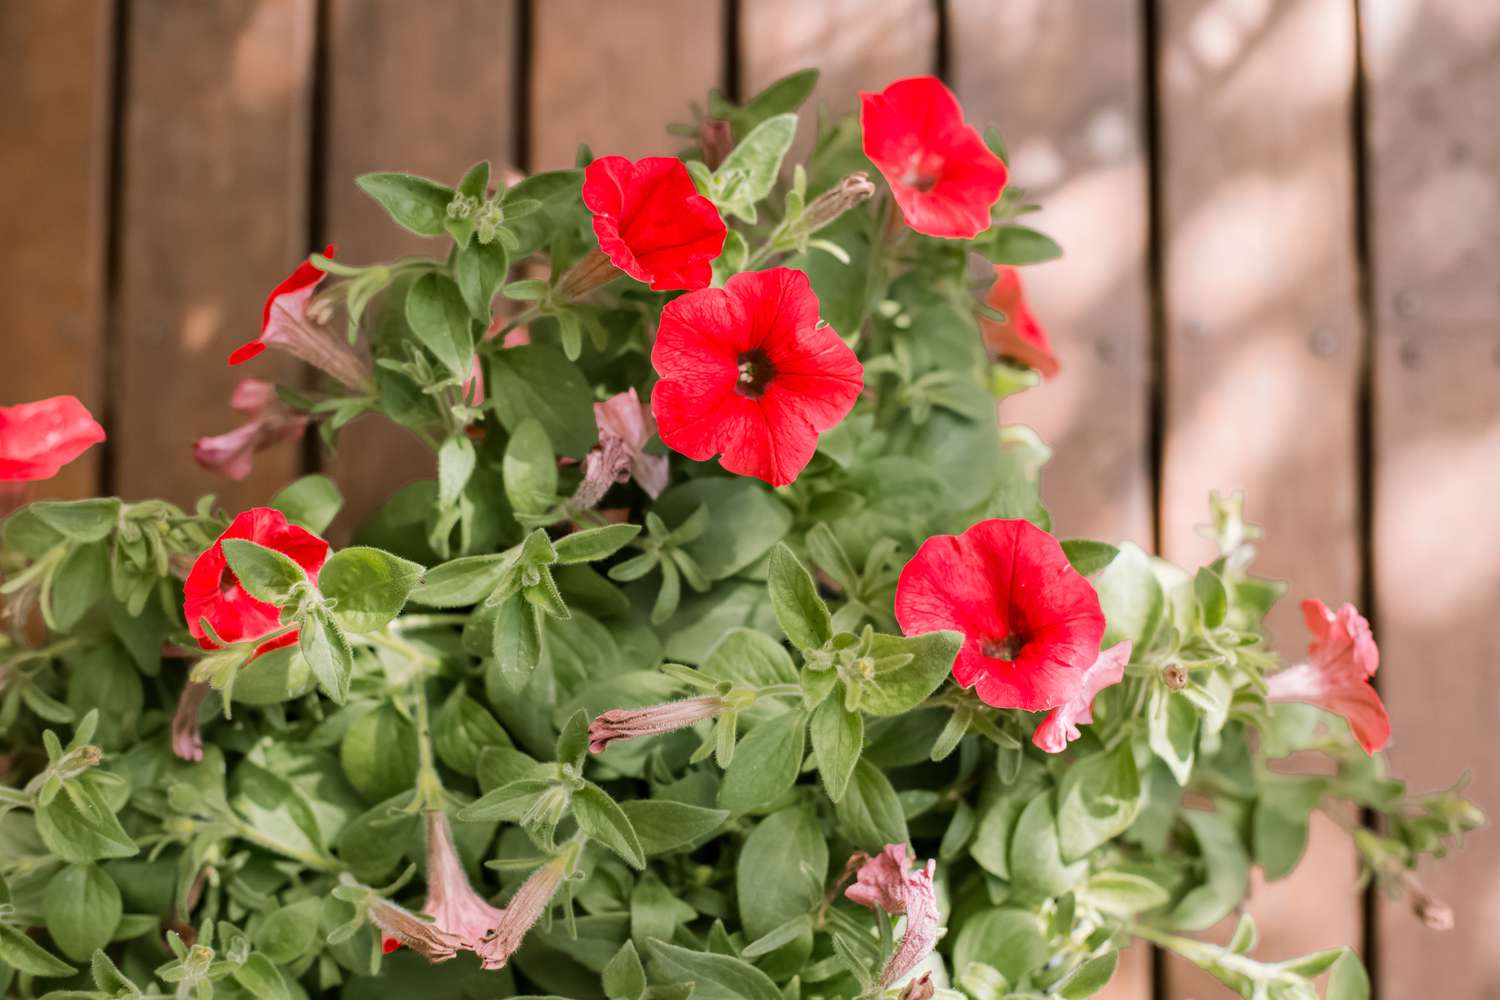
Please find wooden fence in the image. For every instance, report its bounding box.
[2,1,1496,996]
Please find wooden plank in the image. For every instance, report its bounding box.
[322,0,518,537]
[530,0,724,171]
[1155,1,1365,995]
[949,0,1153,551]
[114,0,314,511]
[739,0,936,160]
[1363,2,1500,995]
[949,5,1155,992]
[0,0,115,499]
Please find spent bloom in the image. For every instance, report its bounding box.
[170,680,211,763]
[1032,641,1132,753]
[483,851,572,969]
[980,265,1059,380]
[651,267,863,487]
[182,507,329,658]
[845,844,941,989]
[0,395,106,482]
[228,245,374,392]
[1265,599,1390,754]
[573,389,669,508]
[418,811,508,967]
[895,518,1106,711]
[582,155,727,292]
[193,379,309,481]
[861,76,1008,239]
[588,695,727,753]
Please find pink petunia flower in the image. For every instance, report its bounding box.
[193,379,309,482]
[420,811,508,967]
[1265,599,1390,754]
[1032,641,1132,753]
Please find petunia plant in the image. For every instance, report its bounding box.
[0,69,1482,1000]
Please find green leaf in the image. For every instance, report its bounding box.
[646,939,781,1000]
[44,863,121,960]
[809,696,862,802]
[1167,810,1250,931]
[951,908,1047,987]
[488,345,597,457]
[406,273,474,377]
[976,224,1063,265]
[410,553,510,607]
[701,628,798,687]
[1057,950,1119,999]
[233,953,291,1000]
[1009,793,1086,898]
[254,897,323,964]
[603,940,647,1000]
[502,170,584,258]
[459,778,554,822]
[1079,871,1171,918]
[833,759,908,850]
[299,608,354,703]
[438,434,477,508]
[1056,743,1143,861]
[1093,542,1165,648]
[356,171,453,237]
[221,538,308,603]
[1148,685,1198,785]
[339,704,419,803]
[714,114,798,223]
[856,630,963,716]
[1194,567,1229,629]
[318,546,424,633]
[455,238,509,322]
[1252,775,1325,881]
[731,69,818,137]
[28,498,121,543]
[0,923,75,977]
[271,475,343,533]
[51,540,109,630]
[618,799,729,855]
[35,779,136,863]
[719,712,805,813]
[493,592,542,684]
[574,782,645,869]
[1061,539,1119,577]
[1326,949,1371,1000]
[767,544,831,651]
[434,690,509,776]
[653,479,792,580]
[737,808,826,940]
[554,524,639,564]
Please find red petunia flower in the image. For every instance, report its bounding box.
[980,265,1059,379]
[582,155,727,291]
[860,76,1008,240]
[1265,599,1390,754]
[183,507,329,658]
[228,245,374,392]
[0,396,106,482]
[193,379,309,482]
[651,267,863,487]
[1032,640,1131,753]
[894,518,1106,711]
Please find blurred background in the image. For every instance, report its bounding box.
[2,0,1496,996]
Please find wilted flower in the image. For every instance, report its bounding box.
[171,681,210,762]
[574,389,669,508]
[483,851,571,968]
[420,811,508,966]
[1265,599,1390,754]
[845,843,941,988]
[860,76,1008,239]
[582,155,727,292]
[895,518,1107,711]
[193,379,309,481]
[1032,641,1131,753]
[845,843,913,913]
[588,695,727,753]
[367,897,458,964]
[651,267,863,487]
[0,395,105,482]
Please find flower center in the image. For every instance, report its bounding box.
[981,633,1026,662]
[736,349,776,399]
[900,151,945,193]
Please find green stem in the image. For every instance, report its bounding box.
[410,680,445,811]
[387,613,470,632]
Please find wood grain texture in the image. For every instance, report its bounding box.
[949,0,1153,551]
[322,0,518,538]
[530,0,724,171]
[739,0,935,158]
[0,0,116,499]
[1362,2,1500,995]
[114,0,314,509]
[1155,1,1365,994]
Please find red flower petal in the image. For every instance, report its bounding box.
[650,268,862,487]
[229,245,335,366]
[1266,599,1390,754]
[583,156,726,291]
[860,76,1008,240]
[0,396,106,482]
[183,507,330,658]
[895,518,1106,711]
[981,266,1059,379]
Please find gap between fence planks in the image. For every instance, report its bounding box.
[0,0,116,501]
[1363,1,1500,995]
[1155,1,1366,996]
[321,0,519,539]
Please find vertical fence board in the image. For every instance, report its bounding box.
[949,0,1153,551]
[114,0,314,509]
[1363,2,1500,995]
[739,0,935,158]
[0,0,115,499]
[1156,1,1365,994]
[322,0,518,537]
[530,0,724,171]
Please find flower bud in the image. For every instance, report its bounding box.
[699,117,734,169]
[1410,886,1455,931]
[798,172,876,236]
[1162,663,1188,690]
[171,680,210,762]
[588,695,728,752]
[898,974,936,1000]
